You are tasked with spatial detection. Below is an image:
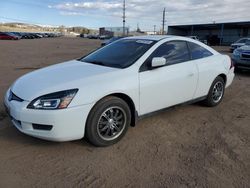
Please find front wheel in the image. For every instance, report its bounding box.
[85,96,131,147]
[203,76,225,107]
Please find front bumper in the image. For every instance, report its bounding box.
[232,57,250,69]
[4,89,94,142]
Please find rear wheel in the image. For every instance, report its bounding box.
[203,76,225,107]
[85,96,131,147]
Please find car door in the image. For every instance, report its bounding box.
[187,42,216,98]
[139,40,198,115]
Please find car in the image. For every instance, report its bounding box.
[99,35,111,40]
[21,33,35,39]
[230,38,250,52]
[188,36,208,45]
[101,36,124,46]
[87,34,99,39]
[232,39,250,71]
[10,32,23,39]
[0,32,20,40]
[4,35,234,147]
[188,36,199,41]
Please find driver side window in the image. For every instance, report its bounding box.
[140,41,190,72]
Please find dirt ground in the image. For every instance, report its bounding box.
[0,37,249,188]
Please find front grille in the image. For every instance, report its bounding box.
[8,91,24,102]
[241,53,250,59]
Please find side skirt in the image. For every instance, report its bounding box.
[134,96,207,123]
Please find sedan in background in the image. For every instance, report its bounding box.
[4,35,234,147]
[230,38,250,52]
[0,32,20,40]
[232,39,250,71]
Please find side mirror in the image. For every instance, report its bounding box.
[151,57,167,68]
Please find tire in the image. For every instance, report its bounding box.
[203,76,225,107]
[85,96,131,147]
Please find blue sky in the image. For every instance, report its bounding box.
[1,0,250,31]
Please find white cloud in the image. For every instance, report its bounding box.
[49,0,250,30]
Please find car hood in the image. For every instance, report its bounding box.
[231,43,244,46]
[11,60,118,101]
[238,45,250,51]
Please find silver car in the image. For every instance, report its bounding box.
[232,40,250,71]
[230,38,250,52]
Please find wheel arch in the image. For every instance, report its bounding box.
[87,93,138,127]
[218,73,227,85]
[106,93,137,127]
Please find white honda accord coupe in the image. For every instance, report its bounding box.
[4,35,234,146]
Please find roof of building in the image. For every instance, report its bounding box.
[169,21,250,30]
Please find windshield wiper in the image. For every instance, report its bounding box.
[85,60,106,66]
[82,60,123,69]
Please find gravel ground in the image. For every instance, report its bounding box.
[0,37,249,188]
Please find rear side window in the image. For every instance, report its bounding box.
[149,41,190,65]
[188,42,213,60]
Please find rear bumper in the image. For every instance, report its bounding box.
[226,68,235,88]
[4,89,94,142]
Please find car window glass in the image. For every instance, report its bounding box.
[188,42,213,60]
[81,39,156,68]
[237,39,247,43]
[245,40,250,45]
[149,41,190,65]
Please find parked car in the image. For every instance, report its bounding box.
[101,36,124,46]
[188,36,199,41]
[10,32,23,39]
[0,32,20,40]
[21,33,35,39]
[230,38,250,52]
[232,39,250,71]
[87,34,99,39]
[4,35,234,146]
[188,36,208,45]
[99,35,112,40]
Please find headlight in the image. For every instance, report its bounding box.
[27,89,78,110]
[233,49,240,56]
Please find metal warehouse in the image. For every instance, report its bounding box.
[168,21,250,45]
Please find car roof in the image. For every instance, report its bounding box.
[236,38,250,41]
[125,35,174,41]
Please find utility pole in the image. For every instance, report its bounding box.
[162,8,166,35]
[153,25,156,35]
[123,0,126,36]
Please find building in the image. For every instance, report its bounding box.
[99,27,129,37]
[168,21,250,45]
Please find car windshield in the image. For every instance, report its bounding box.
[80,39,156,68]
[236,38,247,43]
[245,40,250,45]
